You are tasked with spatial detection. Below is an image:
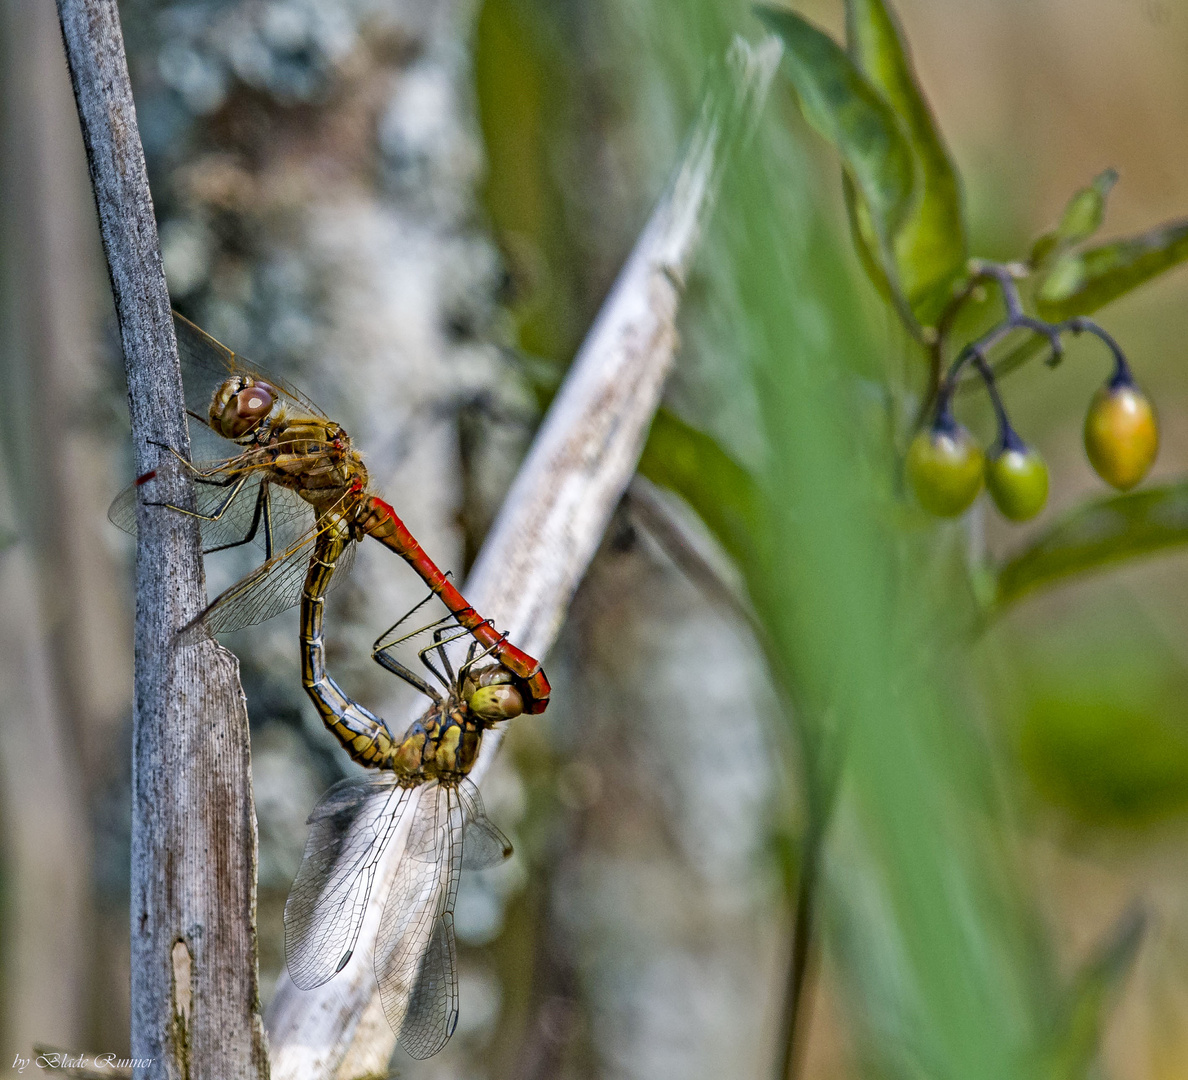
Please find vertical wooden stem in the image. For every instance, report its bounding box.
[54,1,267,1076]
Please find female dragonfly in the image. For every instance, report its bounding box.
[287,569,526,1058]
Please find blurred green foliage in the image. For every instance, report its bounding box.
[1036,218,1188,323]
[474,0,587,362]
[1010,618,1188,828]
[844,0,967,327]
[757,1,1188,617]
[726,118,1065,1078]
[636,410,762,572]
[1029,169,1117,271]
[1022,693,1188,826]
[997,480,1188,609]
[757,0,969,333]
[757,4,919,333]
[475,0,1174,1072]
[1037,907,1146,1080]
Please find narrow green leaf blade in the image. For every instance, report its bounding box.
[996,480,1188,608]
[756,5,916,312]
[845,0,967,324]
[638,408,764,571]
[1041,908,1145,1079]
[1036,217,1188,321]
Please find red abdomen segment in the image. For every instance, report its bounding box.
[358,495,550,713]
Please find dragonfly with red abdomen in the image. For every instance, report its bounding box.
[108,311,549,714]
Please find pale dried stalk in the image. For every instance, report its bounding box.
[55,2,266,1077]
[265,35,781,1079]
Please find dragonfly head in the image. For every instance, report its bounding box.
[209,376,278,440]
[464,666,524,722]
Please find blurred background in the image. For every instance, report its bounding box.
[2,0,1188,1077]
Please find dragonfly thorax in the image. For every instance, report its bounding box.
[255,417,371,516]
[390,704,485,782]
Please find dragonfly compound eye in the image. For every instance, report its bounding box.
[209,377,263,438]
[468,683,524,721]
[236,382,274,421]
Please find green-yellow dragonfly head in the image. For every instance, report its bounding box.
[465,666,524,721]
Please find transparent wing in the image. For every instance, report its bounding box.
[174,311,329,423]
[108,461,315,556]
[375,783,465,1060]
[284,773,413,990]
[179,513,357,642]
[108,479,147,536]
[404,914,458,1058]
[458,779,513,871]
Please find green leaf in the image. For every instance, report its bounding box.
[845,0,967,325]
[842,172,895,306]
[1029,168,1118,269]
[756,5,919,331]
[1039,908,1145,1080]
[996,480,1188,609]
[1021,693,1188,827]
[1036,217,1188,321]
[637,409,763,572]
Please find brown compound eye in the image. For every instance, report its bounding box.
[236,382,274,421]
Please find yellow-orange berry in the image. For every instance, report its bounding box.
[1084,382,1158,491]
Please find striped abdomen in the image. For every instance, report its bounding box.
[300,518,397,769]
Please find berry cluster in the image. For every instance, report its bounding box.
[907,263,1158,521]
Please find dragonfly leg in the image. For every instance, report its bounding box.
[418,626,471,690]
[200,482,275,559]
[372,591,440,654]
[144,471,251,532]
[372,599,471,696]
[191,472,247,488]
[372,646,444,704]
[428,625,464,686]
[359,496,553,701]
[371,612,464,701]
[146,438,225,478]
[457,631,507,685]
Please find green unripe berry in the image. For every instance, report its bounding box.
[1084,381,1158,491]
[907,423,984,517]
[985,443,1048,521]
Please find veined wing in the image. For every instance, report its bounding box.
[458,779,512,871]
[174,311,330,425]
[108,458,315,556]
[179,501,358,642]
[375,779,512,1059]
[375,782,463,1059]
[284,773,416,990]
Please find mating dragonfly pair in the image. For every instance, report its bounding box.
[110,313,549,1059]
